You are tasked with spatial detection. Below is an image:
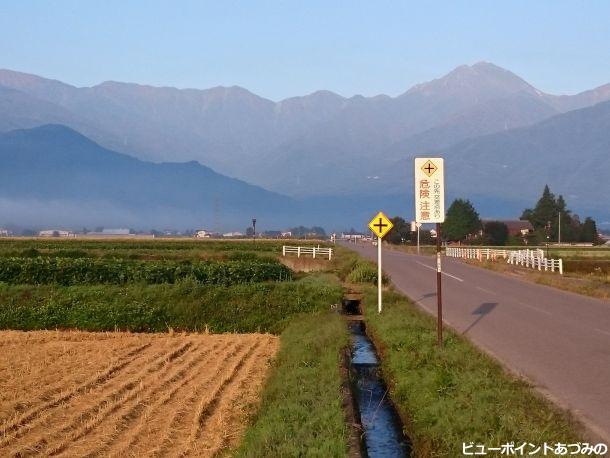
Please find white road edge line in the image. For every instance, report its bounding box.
[415,260,464,282]
[515,300,552,316]
[476,286,497,295]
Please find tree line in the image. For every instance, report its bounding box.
[386,185,601,246]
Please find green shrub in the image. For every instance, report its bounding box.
[53,249,91,258]
[346,260,389,285]
[20,248,41,258]
[0,258,292,286]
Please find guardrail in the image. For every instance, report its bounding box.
[282,245,333,260]
[446,247,563,274]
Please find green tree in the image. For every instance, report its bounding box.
[442,199,481,242]
[522,185,557,230]
[580,217,599,244]
[556,195,579,242]
[483,221,509,246]
[521,186,598,243]
[386,217,410,245]
[409,229,435,245]
[289,226,326,238]
[310,226,327,237]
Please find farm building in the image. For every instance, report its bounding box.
[195,229,220,238]
[223,231,244,238]
[38,230,75,237]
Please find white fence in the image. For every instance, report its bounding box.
[282,245,333,260]
[446,247,563,274]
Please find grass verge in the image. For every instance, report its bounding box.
[237,311,349,457]
[463,259,610,300]
[0,274,341,334]
[359,286,584,457]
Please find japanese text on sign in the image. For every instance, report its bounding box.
[414,158,445,223]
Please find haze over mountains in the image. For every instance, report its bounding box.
[0,125,296,229]
[1,62,609,229]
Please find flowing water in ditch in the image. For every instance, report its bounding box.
[349,321,411,457]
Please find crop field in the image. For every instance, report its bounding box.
[0,238,350,456]
[0,330,278,456]
[0,239,342,334]
[0,239,324,262]
[547,247,610,275]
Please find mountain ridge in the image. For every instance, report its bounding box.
[0,124,299,229]
[1,64,609,227]
[2,62,608,196]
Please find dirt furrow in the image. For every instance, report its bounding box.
[0,331,279,457]
[147,339,251,457]
[0,341,153,443]
[76,340,226,457]
[194,336,279,456]
[2,340,181,452]
[179,337,263,457]
[0,339,149,422]
[11,341,196,456]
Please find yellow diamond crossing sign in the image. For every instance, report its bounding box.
[420,159,438,177]
[368,211,394,239]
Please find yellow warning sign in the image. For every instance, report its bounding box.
[368,211,394,239]
[420,159,438,177]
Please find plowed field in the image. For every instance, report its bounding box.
[0,331,278,457]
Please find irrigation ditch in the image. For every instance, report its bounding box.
[342,293,412,457]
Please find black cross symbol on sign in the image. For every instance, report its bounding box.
[374,218,388,233]
[424,162,436,174]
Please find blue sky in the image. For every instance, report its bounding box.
[1,0,609,100]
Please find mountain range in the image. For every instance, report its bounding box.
[0,125,295,229]
[1,62,609,229]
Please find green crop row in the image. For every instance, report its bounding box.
[0,257,292,286]
[0,239,326,253]
[0,275,341,333]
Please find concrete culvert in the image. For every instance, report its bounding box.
[342,298,361,315]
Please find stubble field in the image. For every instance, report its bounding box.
[0,330,278,457]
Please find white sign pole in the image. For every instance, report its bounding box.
[377,236,382,313]
[368,211,392,315]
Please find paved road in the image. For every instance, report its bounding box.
[344,242,610,442]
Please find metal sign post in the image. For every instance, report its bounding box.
[368,211,394,314]
[377,236,382,313]
[414,158,445,345]
[436,223,443,345]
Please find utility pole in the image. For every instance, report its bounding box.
[546,220,551,258]
[558,212,561,245]
[252,218,256,242]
